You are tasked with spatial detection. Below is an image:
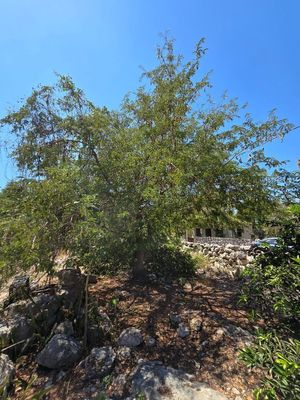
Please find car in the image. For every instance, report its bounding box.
[251,237,278,251]
[252,237,278,247]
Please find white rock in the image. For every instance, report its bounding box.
[131,361,228,399]
[0,354,14,395]
[118,327,143,347]
[0,320,11,349]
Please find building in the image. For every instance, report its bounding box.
[185,225,254,241]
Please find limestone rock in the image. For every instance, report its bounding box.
[8,275,30,303]
[36,334,82,369]
[118,328,143,347]
[9,315,34,343]
[131,361,229,400]
[57,269,84,308]
[220,324,253,346]
[57,268,84,289]
[0,320,11,349]
[0,354,14,397]
[80,346,115,379]
[5,294,61,334]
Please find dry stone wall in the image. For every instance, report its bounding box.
[184,241,254,277]
[194,236,252,246]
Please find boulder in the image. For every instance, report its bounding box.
[9,315,34,343]
[0,354,14,397]
[36,334,82,369]
[130,361,229,400]
[240,245,251,252]
[5,294,61,333]
[79,346,115,379]
[225,244,239,251]
[57,269,85,308]
[8,275,30,303]
[118,328,143,347]
[57,268,84,289]
[0,320,11,349]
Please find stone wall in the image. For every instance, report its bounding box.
[184,241,254,277]
[194,236,252,246]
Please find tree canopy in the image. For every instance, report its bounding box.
[0,37,297,280]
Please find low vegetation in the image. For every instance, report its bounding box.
[240,331,300,400]
[240,207,300,399]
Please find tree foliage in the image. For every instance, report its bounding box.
[0,37,297,278]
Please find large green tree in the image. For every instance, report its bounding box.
[0,38,296,279]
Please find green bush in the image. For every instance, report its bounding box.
[240,211,300,399]
[240,330,300,399]
[240,221,300,322]
[146,245,197,278]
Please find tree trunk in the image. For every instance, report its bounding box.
[132,247,146,281]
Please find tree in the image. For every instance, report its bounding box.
[0,166,85,281]
[0,37,296,280]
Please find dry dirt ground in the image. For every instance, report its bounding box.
[11,272,264,400]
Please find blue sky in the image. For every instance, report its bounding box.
[0,0,299,187]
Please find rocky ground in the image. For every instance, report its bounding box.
[0,253,264,400]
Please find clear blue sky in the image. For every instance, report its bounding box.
[0,0,299,187]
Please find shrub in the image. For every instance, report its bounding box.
[240,211,300,399]
[240,222,300,323]
[240,330,300,399]
[146,245,197,278]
